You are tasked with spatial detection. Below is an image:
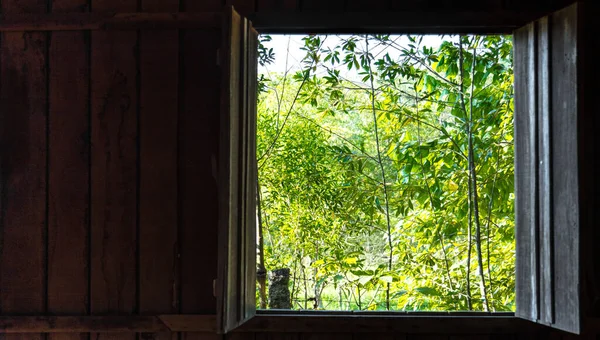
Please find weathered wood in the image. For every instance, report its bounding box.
[513,20,539,325]
[178,1,222,340]
[90,27,138,314]
[157,315,217,333]
[239,315,537,333]
[536,15,554,326]
[138,0,180,324]
[138,1,179,340]
[550,3,580,334]
[217,6,259,334]
[0,4,48,340]
[178,29,221,314]
[218,6,244,333]
[250,10,543,34]
[245,20,260,322]
[47,2,90,340]
[178,21,222,316]
[0,12,221,31]
[90,8,137,340]
[0,315,216,333]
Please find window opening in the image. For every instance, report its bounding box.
[255,34,515,312]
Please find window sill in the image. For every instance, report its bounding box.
[235,310,541,334]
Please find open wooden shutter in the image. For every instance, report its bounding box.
[514,2,585,334]
[217,5,259,334]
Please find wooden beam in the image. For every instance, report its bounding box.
[0,12,220,31]
[237,313,544,334]
[250,10,546,34]
[0,315,216,333]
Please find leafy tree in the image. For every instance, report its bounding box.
[257,34,515,312]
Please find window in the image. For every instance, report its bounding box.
[215,2,592,335]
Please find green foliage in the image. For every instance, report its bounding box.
[257,34,515,312]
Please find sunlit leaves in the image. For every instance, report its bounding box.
[257,34,514,312]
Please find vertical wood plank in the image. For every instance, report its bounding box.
[0,35,47,309]
[47,0,90,340]
[138,0,179,339]
[550,3,580,334]
[139,0,179,319]
[179,1,222,340]
[90,27,138,314]
[244,21,259,322]
[513,21,539,324]
[0,7,48,340]
[536,16,554,326]
[90,8,137,340]
[179,29,220,313]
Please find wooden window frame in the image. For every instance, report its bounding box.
[218,1,594,335]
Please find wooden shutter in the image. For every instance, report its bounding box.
[217,5,259,334]
[514,2,585,334]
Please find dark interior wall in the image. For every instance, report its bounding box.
[0,0,595,340]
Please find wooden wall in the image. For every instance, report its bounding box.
[0,0,596,340]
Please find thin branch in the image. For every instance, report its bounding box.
[365,35,394,311]
[459,35,490,312]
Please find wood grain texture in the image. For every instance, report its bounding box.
[47,30,90,340]
[90,27,137,315]
[536,15,554,326]
[550,3,580,334]
[90,10,138,340]
[513,21,538,325]
[0,315,216,333]
[47,0,90,325]
[0,3,48,340]
[0,31,47,314]
[138,0,179,338]
[178,27,221,316]
[138,0,180,324]
[178,0,222,339]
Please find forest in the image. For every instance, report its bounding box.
[255,34,515,312]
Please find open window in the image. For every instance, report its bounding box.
[217,2,593,335]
